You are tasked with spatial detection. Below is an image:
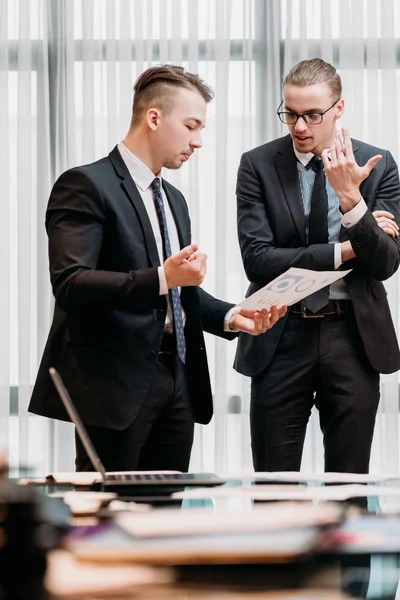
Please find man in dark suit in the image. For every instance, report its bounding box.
[29,64,285,472]
[235,58,400,475]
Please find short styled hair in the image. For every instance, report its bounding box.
[131,64,214,125]
[283,58,342,99]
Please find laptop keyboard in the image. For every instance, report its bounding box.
[106,473,170,482]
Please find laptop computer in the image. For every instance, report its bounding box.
[48,367,226,491]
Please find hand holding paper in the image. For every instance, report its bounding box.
[230,305,287,335]
[240,267,352,311]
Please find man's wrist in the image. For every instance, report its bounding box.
[158,266,168,295]
[334,243,343,269]
[341,197,367,228]
[224,306,241,332]
[341,240,356,262]
[338,190,362,213]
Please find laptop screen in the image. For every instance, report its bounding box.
[49,367,107,480]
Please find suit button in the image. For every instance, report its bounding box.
[157,309,166,319]
[149,351,157,360]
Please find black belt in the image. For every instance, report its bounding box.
[159,332,177,354]
[291,299,352,318]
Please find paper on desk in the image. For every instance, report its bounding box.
[46,472,101,485]
[115,501,343,538]
[222,471,400,484]
[173,484,400,502]
[45,549,175,597]
[49,491,116,515]
[239,267,352,310]
[46,470,180,485]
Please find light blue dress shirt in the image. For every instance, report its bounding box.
[294,147,367,300]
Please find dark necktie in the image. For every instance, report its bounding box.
[150,178,186,363]
[302,156,329,313]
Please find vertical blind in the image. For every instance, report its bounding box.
[1,0,399,476]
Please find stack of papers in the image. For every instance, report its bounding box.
[45,549,175,597]
[115,501,343,538]
[68,502,344,565]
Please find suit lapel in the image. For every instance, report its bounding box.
[108,146,160,267]
[275,136,307,244]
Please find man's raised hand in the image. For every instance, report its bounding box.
[321,128,382,213]
[164,244,207,288]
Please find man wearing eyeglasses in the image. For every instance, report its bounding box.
[234,58,400,477]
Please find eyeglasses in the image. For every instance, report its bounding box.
[277,98,340,125]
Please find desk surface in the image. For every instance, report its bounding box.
[17,474,400,600]
[45,546,354,600]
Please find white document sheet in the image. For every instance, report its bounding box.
[46,472,102,485]
[239,267,352,310]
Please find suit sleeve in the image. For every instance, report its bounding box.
[191,287,238,340]
[46,168,160,311]
[345,150,400,281]
[198,288,237,340]
[237,153,335,284]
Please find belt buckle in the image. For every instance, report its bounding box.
[332,300,344,316]
[300,302,324,319]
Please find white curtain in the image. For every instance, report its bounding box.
[1,0,54,472]
[2,0,399,477]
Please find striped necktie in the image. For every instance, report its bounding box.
[150,178,186,363]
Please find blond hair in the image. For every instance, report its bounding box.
[283,58,342,98]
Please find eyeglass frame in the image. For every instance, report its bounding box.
[276,98,341,125]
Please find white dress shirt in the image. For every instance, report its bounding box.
[118,142,182,331]
[118,142,237,332]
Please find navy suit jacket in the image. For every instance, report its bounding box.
[234,135,400,376]
[29,147,236,429]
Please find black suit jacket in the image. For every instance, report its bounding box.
[234,134,400,376]
[29,147,236,429]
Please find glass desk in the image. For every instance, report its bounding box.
[14,474,400,600]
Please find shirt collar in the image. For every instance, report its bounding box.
[292,143,315,167]
[118,142,162,191]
